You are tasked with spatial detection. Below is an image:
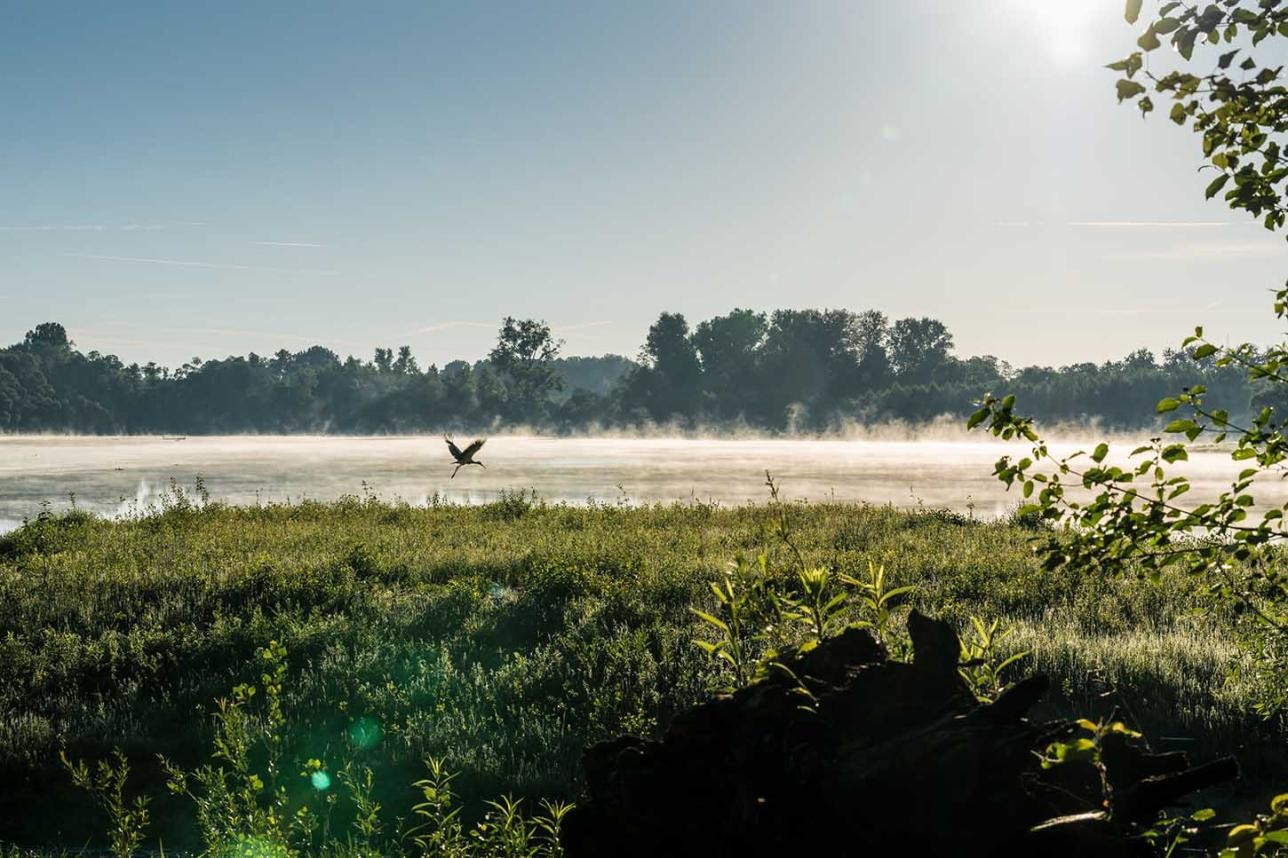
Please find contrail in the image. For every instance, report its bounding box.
[59,253,337,275]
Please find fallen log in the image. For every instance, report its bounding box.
[561,610,1237,857]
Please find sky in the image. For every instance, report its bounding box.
[2,0,1285,370]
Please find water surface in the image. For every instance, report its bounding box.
[1,434,1282,532]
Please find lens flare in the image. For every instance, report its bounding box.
[348,715,383,750]
[310,770,332,791]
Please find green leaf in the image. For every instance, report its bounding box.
[1205,173,1231,200]
[1116,79,1147,102]
[1193,343,1218,359]
[967,406,989,430]
[1169,102,1187,124]
[691,609,728,632]
[1137,28,1161,51]
[1157,397,1181,413]
[1092,443,1110,463]
[877,585,916,606]
[1125,0,1142,24]
[995,652,1029,673]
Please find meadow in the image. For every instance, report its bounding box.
[0,489,1281,853]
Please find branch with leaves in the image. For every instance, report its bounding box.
[970,0,1288,725]
[1111,0,1288,231]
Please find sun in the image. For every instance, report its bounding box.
[1002,0,1120,67]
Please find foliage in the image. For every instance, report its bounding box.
[1221,792,1288,857]
[0,309,1257,433]
[953,6,1288,853]
[59,749,151,858]
[64,644,571,858]
[0,319,622,434]
[157,641,298,851]
[887,316,953,385]
[1038,713,1143,770]
[689,474,1035,701]
[956,615,1030,703]
[623,312,703,420]
[487,318,564,421]
[0,497,1262,845]
[970,0,1288,725]
[838,560,917,655]
[1135,786,1288,858]
[0,498,1281,850]
[1110,0,1288,230]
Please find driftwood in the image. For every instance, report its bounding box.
[561,610,1237,858]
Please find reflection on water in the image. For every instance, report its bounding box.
[1,433,1284,534]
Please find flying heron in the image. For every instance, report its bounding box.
[444,436,487,478]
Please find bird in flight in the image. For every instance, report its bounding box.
[445,436,487,478]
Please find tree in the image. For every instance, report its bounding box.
[888,317,953,385]
[754,309,863,427]
[693,309,767,419]
[393,345,419,376]
[22,320,72,358]
[488,317,563,419]
[0,363,20,428]
[296,346,340,371]
[0,308,1255,433]
[23,322,70,352]
[850,309,893,393]
[972,0,1288,722]
[550,355,635,400]
[630,312,703,422]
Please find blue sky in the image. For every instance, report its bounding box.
[2,0,1284,369]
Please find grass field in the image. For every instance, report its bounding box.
[0,491,1281,852]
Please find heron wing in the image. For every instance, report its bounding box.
[445,436,465,460]
[462,438,486,459]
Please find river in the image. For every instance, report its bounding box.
[0,433,1281,532]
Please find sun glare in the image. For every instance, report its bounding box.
[1003,0,1118,67]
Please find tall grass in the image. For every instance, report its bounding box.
[0,492,1275,849]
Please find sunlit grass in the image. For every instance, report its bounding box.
[0,493,1276,849]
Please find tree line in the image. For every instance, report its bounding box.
[0,311,1263,434]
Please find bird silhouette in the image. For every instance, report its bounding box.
[445,436,487,478]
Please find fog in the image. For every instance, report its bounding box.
[2,432,1284,534]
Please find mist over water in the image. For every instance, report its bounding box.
[2,433,1285,533]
